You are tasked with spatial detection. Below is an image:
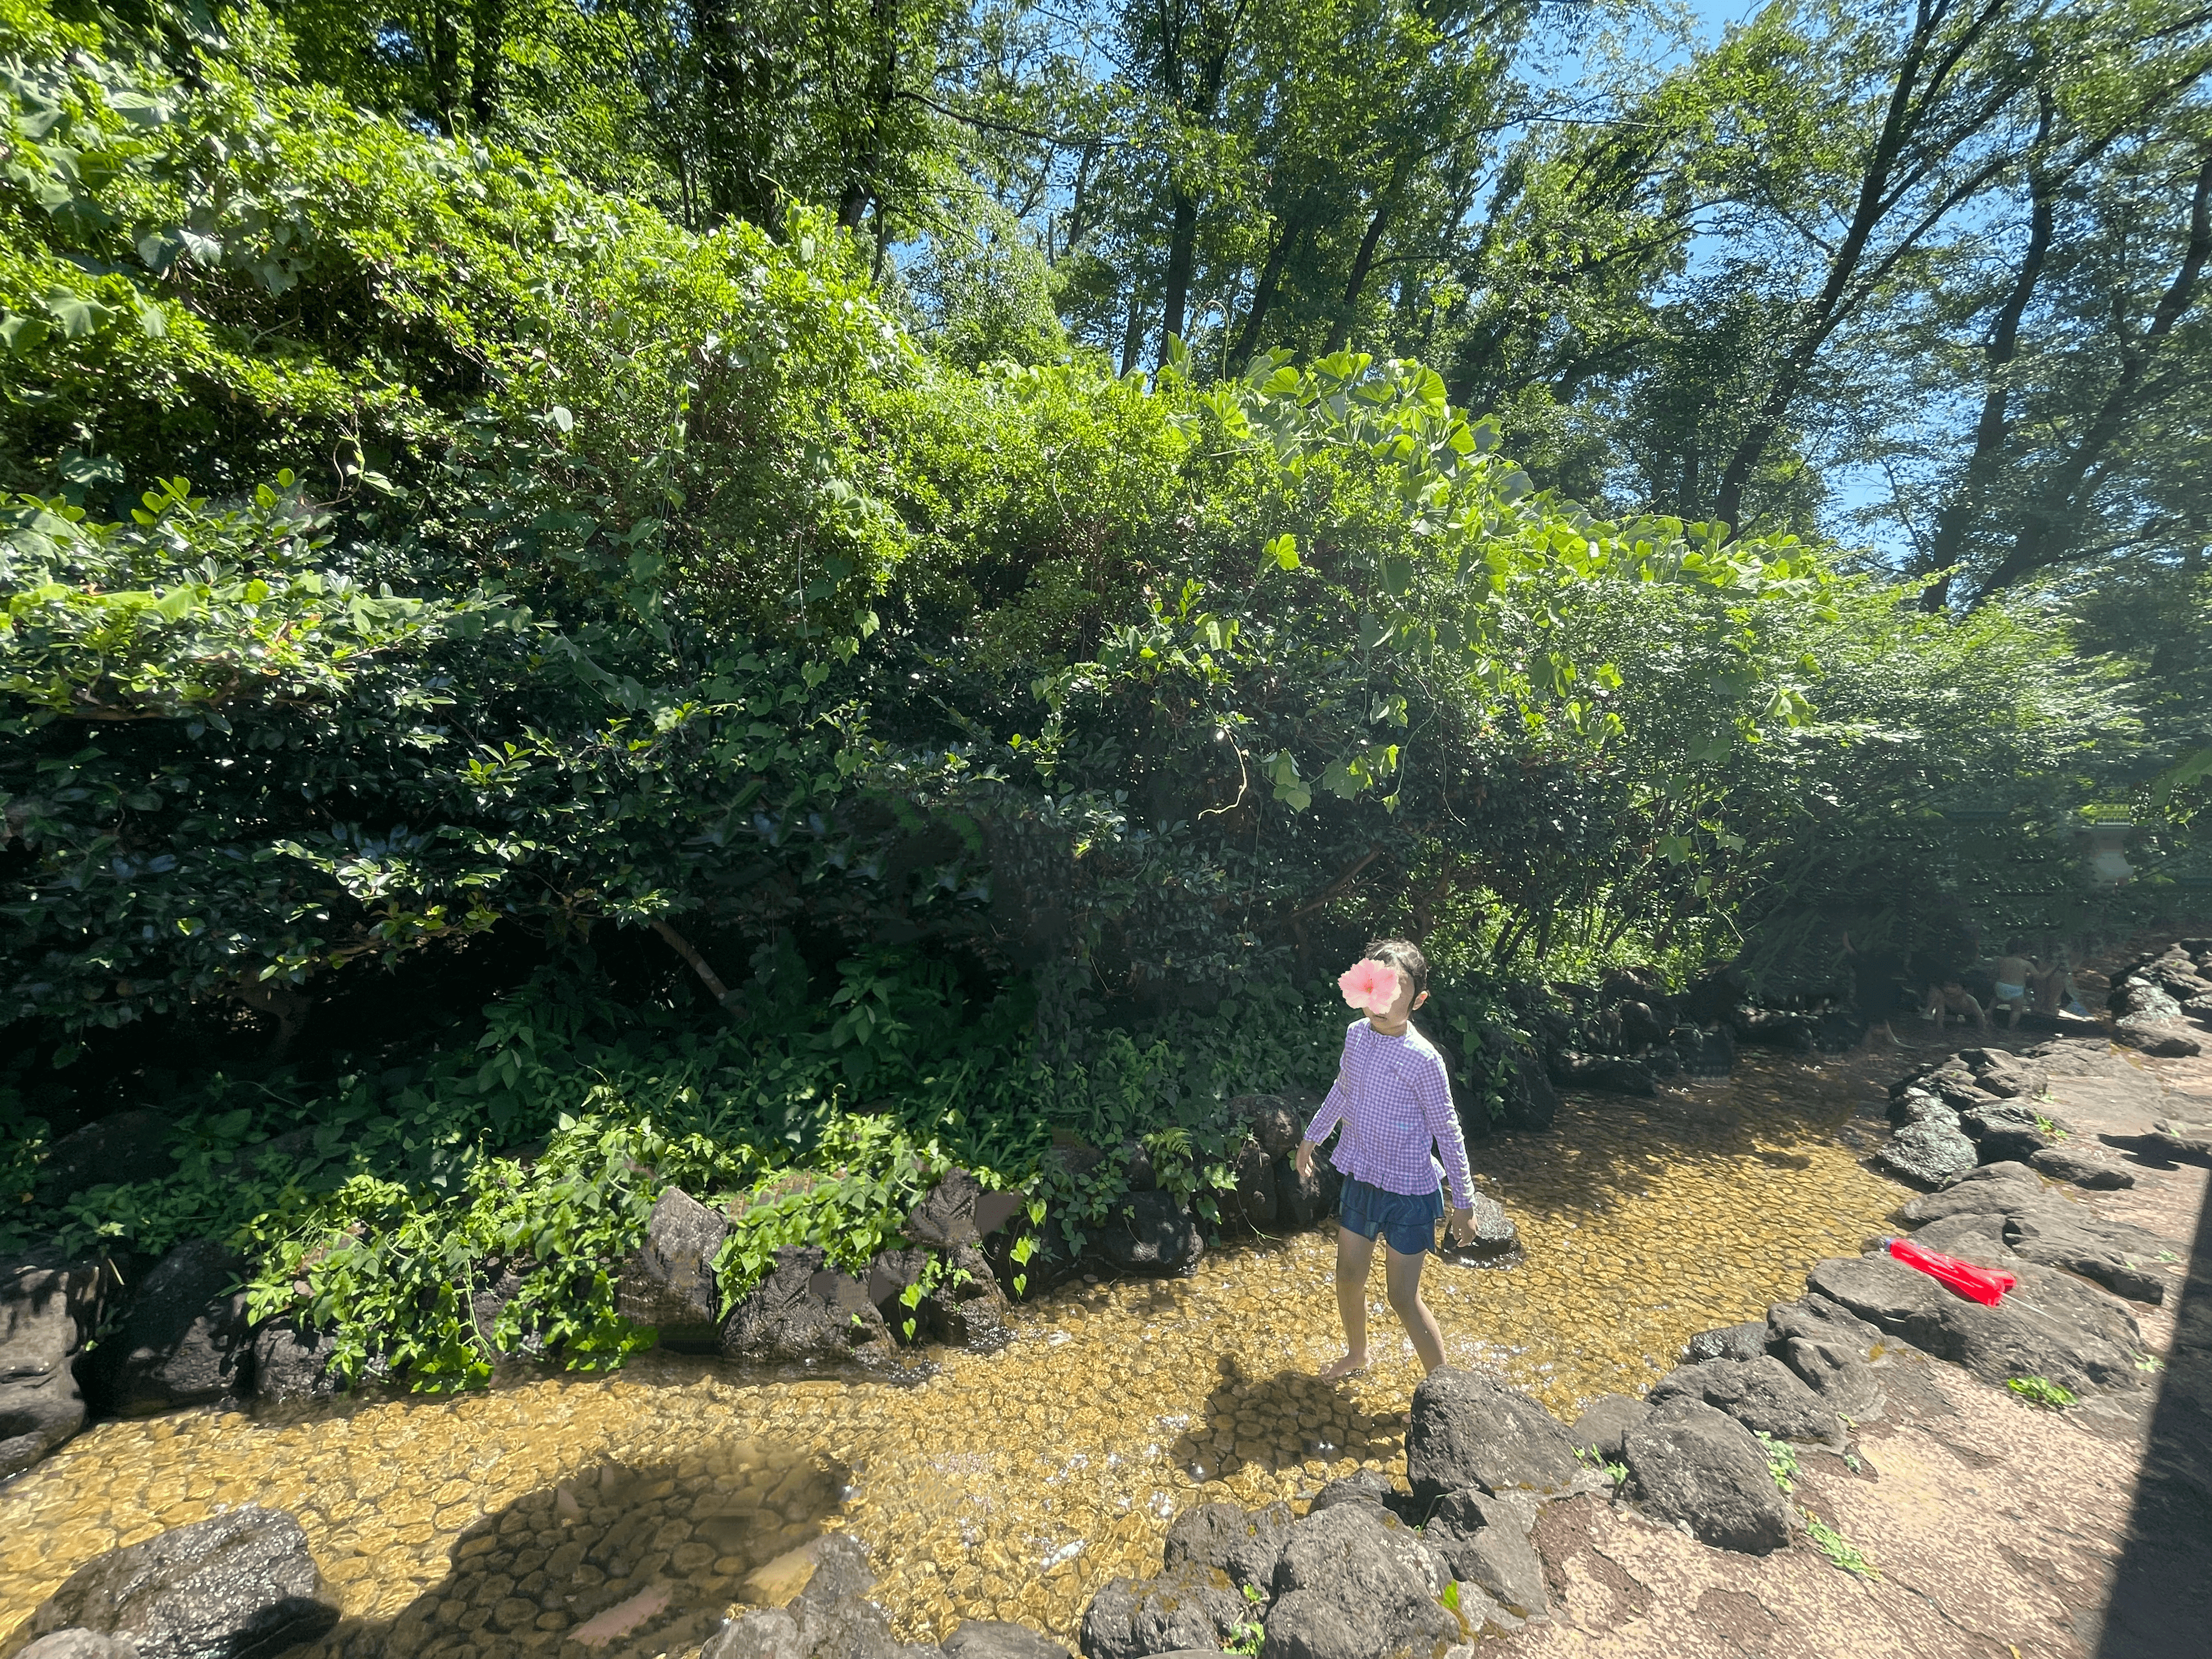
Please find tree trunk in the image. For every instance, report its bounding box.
[1224,210,1303,373]
[1120,288,1145,375]
[467,0,507,128]
[1971,152,2212,603]
[1160,190,1198,358]
[1323,196,1395,356]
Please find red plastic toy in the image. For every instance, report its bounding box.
[1885,1236,2015,1306]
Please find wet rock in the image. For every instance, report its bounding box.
[1548,1052,1656,1097]
[1097,1190,1204,1276]
[1886,1088,1954,1128]
[1621,1400,1792,1555]
[20,1633,143,1658]
[1646,1356,1844,1448]
[1807,1253,2141,1396]
[1899,1161,2044,1225]
[1673,1025,1736,1080]
[1407,1367,1580,1505]
[1226,1095,1307,1161]
[1418,1489,1545,1616]
[1161,1501,1293,1594]
[34,1111,175,1205]
[79,1240,253,1417]
[1729,1008,1815,1054]
[18,1506,338,1659]
[1228,1143,1279,1232]
[1438,1193,1521,1269]
[617,1187,729,1352]
[1274,1153,1342,1232]
[2,1248,108,1478]
[1079,1561,1248,1659]
[250,1319,341,1403]
[1566,1394,1646,1462]
[2003,1203,2178,1306]
[703,1608,802,1659]
[945,1623,1070,1659]
[720,1246,894,1367]
[1764,1295,1888,1417]
[1683,1321,1766,1365]
[1259,1503,1459,1659]
[1875,1116,1979,1189]
[2027,1146,2135,1190]
[921,1245,1011,1352]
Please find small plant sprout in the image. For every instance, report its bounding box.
[1803,1511,1880,1579]
[1223,1583,1266,1656]
[1755,1430,1801,1493]
[2007,1375,2077,1410]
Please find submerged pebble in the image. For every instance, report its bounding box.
[0,1053,1903,1656]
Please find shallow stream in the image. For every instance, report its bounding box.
[0,1053,1908,1658]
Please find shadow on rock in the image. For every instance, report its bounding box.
[294,1440,853,1659]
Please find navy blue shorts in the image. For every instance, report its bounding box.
[1338,1176,1444,1256]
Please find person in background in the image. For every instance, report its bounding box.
[1991,940,2036,1027]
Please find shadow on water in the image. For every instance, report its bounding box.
[1168,1355,1400,1488]
[297,1440,849,1659]
[2095,1152,2212,1659]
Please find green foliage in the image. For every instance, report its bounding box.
[2006,1375,2077,1410]
[1802,1510,1879,1579]
[1755,1430,1800,1494]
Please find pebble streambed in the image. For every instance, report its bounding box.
[0,1053,1910,1658]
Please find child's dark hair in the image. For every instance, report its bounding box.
[1364,937,1428,997]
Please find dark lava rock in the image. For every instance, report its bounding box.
[945,1623,1070,1659]
[1226,1095,1308,1161]
[1964,1053,2047,1099]
[250,1319,341,1404]
[2121,1022,2203,1057]
[1489,1045,1559,1132]
[1567,1394,1646,1462]
[1807,1252,2141,1396]
[1683,1321,1766,1365]
[2149,1119,2212,1163]
[1228,1142,1278,1233]
[19,1633,144,1658]
[1079,1562,1248,1659]
[616,1186,729,1352]
[1764,1295,1888,1417]
[1957,1101,2054,1165]
[1673,1025,1736,1080]
[1621,1400,1792,1555]
[1548,1052,1656,1097]
[905,1169,1023,1251]
[1438,1193,1521,1269]
[1886,1089,1955,1128]
[1115,1141,1159,1194]
[1098,1190,1204,1275]
[2026,1146,2135,1190]
[1161,1501,1293,1594]
[34,1111,175,1205]
[1646,1355,1844,1448]
[1875,1117,1979,1189]
[1308,1469,1414,1524]
[2004,1202,2177,1306]
[922,1244,1012,1351]
[719,1245,894,1366]
[80,1240,253,1417]
[1407,1366,1580,1505]
[1259,1503,1457,1659]
[2,1248,108,1478]
[1900,1161,2045,1224]
[1419,1489,1545,1616]
[1730,1008,1815,1054]
[19,1506,338,1659]
[865,1246,930,1324]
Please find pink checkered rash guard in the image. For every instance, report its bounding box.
[1302,1018,1474,1210]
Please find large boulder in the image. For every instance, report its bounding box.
[1682,1321,1765,1365]
[615,1186,729,1352]
[2119,1022,2203,1057]
[1673,1024,1736,1080]
[79,1240,253,1417]
[1097,1191,1204,1276]
[1418,1490,1545,1616]
[1566,1394,1646,1462]
[1962,1052,2047,1099]
[1621,1401,1792,1555]
[719,1246,894,1367]
[1275,1152,1342,1231]
[1258,1503,1458,1659]
[249,1319,342,1403]
[1807,1252,2141,1396]
[1406,1367,1580,1505]
[1956,1102,2054,1165]
[1161,1501,1293,1595]
[2002,1202,2178,1306]
[1899,1161,2044,1224]
[1079,1562,1248,1659]
[2,1249,108,1478]
[1763,1295,1888,1417]
[2027,1146,2135,1190]
[921,1245,1013,1352]
[1225,1095,1308,1162]
[1875,1116,1979,1189]
[905,1170,1024,1251]
[17,1507,338,1659]
[34,1112,175,1205]
[1228,1143,1279,1233]
[1646,1355,1844,1448]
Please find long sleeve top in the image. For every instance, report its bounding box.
[1301,1018,1474,1210]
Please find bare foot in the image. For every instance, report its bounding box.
[1316,1353,1366,1381]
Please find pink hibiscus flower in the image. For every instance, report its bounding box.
[1338,957,1400,1015]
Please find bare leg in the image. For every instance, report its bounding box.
[1384,1244,1447,1374]
[1319,1227,1375,1380]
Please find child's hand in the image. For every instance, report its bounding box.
[1295,1140,1316,1180]
[1446,1207,1474,1246]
